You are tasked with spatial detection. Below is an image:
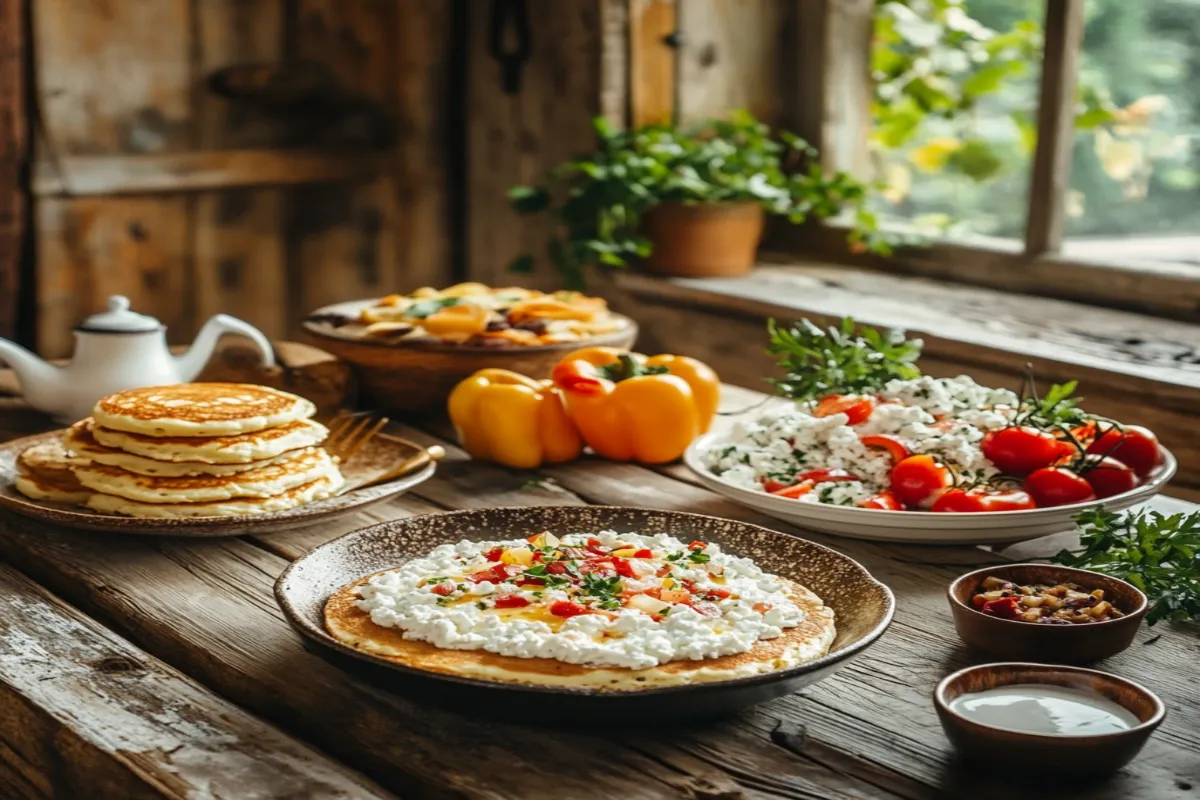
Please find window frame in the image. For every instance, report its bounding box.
[780,0,1200,321]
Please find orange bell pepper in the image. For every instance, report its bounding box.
[447,369,583,469]
[551,347,719,464]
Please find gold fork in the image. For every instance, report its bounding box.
[325,411,444,489]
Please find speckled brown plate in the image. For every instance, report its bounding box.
[0,429,436,537]
[274,506,895,720]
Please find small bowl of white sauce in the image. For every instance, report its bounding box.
[934,662,1165,779]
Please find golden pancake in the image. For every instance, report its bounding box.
[325,574,836,690]
[14,474,93,505]
[92,383,315,437]
[90,419,328,464]
[17,440,89,490]
[73,447,340,504]
[64,419,308,476]
[85,473,344,518]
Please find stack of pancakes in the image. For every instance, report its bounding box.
[15,383,345,518]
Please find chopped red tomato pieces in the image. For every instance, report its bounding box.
[612,558,636,578]
[484,547,504,562]
[469,564,519,583]
[688,541,707,550]
[814,394,876,425]
[550,601,590,618]
[858,491,903,511]
[762,478,789,493]
[796,468,860,484]
[704,587,733,600]
[632,548,653,558]
[752,602,774,614]
[980,596,1021,619]
[430,581,455,596]
[770,481,814,499]
[860,434,912,463]
[493,595,531,609]
[514,577,546,587]
[546,561,569,575]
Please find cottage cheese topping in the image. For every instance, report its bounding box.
[354,531,805,670]
[705,375,1019,505]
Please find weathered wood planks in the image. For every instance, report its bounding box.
[0,563,392,799]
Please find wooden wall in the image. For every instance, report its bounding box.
[29,0,452,357]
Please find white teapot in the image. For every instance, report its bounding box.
[0,295,276,423]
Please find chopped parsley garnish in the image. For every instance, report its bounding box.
[581,573,623,609]
[687,551,711,564]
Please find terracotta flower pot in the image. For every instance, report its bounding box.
[641,202,765,278]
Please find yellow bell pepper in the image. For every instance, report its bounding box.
[550,347,720,464]
[447,369,583,469]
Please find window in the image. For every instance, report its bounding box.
[803,0,1200,315]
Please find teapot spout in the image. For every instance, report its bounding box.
[175,314,276,382]
[0,338,60,394]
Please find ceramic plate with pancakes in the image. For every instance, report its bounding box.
[275,507,894,720]
[0,429,436,537]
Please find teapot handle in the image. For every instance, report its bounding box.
[176,314,276,382]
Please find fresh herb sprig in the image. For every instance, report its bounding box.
[1054,508,1200,624]
[766,317,923,402]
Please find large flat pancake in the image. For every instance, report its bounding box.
[86,473,344,518]
[63,419,302,476]
[74,447,339,504]
[91,419,328,464]
[92,383,316,437]
[15,474,92,506]
[325,574,836,691]
[17,440,89,490]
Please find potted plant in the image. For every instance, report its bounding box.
[506,111,883,289]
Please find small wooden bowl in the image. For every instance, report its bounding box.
[934,662,1165,779]
[303,300,638,414]
[947,564,1148,665]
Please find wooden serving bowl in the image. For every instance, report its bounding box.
[948,564,1148,665]
[934,662,1165,779]
[303,300,638,414]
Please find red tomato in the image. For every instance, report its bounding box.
[493,595,530,609]
[430,581,455,596]
[860,433,912,463]
[931,488,1036,513]
[1023,467,1096,507]
[578,558,616,578]
[981,596,1022,619]
[981,427,1076,476]
[632,549,653,558]
[469,564,519,583]
[514,577,545,587]
[1086,425,1160,478]
[705,587,733,600]
[612,558,636,578]
[858,491,904,510]
[814,394,876,425]
[688,541,707,550]
[549,601,590,618]
[1083,457,1138,499]
[484,547,504,562]
[752,602,774,614]
[797,468,861,484]
[770,480,814,499]
[546,561,569,575]
[762,478,789,493]
[585,538,608,556]
[889,455,953,508]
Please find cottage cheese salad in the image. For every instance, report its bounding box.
[703,377,1164,513]
[351,530,819,670]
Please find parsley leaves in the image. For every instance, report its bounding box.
[1054,508,1200,624]
[767,317,923,402]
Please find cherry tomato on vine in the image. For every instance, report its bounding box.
[930,488,1036,513]
[858,491,904,510]
[1086,425,1160,478]
[980,427,1076,476]
[860,433,912,463]
[889,454,953,508]
[814,394,876,425]
[1023,466,1096,507]
[1082,457,1138,499]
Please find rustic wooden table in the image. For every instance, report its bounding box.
[0,386,1197,800]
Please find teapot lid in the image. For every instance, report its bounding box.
[76,295,162,333]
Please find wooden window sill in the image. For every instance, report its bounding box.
[605,257,1200,500]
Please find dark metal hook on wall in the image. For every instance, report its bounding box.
[488,0,532,94]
